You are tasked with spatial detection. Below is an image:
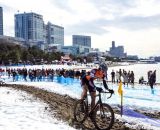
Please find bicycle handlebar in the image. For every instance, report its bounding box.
[103,89,114,99]
[96,87,114,99]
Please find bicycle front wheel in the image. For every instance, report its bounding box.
[74,100,87,123]
[92,103,114,130]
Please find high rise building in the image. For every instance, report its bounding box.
[15,12,44,42]
[72,35,91,47]
[46,22,64,46]
[72,35,91,54]
[0,7,3,35]
[109,41,127,58]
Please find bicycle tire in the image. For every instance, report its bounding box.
[92,103,114,130]
[74,100,87,123]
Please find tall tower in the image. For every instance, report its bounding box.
[112,41,115,49]
[0,7,3,35]
[15,12,44,42]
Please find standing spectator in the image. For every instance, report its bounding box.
[127,71,131,83]
[149,70,156,94]
[12,70,17,82]
[122,71,128,86]
[111,70,115,83]
[115,71,120,83]
[7,68,11,78]
[130,71,135,85]
[119,69,122,80]
[147,70,152,84]
[23,68,28,81]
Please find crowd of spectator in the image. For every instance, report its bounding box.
[5,68,86,83]
[0,67,157,90]
[110,69,135,86]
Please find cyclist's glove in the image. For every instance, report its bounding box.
[108,89,114,94]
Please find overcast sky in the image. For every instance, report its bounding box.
[1,0,160,58]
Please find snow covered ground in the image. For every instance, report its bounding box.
[0,87,76,130]
[2,78,160,130]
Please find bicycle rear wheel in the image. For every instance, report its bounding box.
[92,103,114,130]
[74,100,87,123]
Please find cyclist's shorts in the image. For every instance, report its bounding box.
[81,76,96,92]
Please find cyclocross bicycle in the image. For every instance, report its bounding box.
[74,87,114,130]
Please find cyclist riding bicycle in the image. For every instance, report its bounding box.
[80,63,109,110]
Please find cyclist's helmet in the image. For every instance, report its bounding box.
[98,62,108,72]
[98,62,108,78]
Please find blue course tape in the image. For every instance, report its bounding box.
[123,106,160,127]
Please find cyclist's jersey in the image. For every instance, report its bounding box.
[81,69,105,92]
[89,69,105,79]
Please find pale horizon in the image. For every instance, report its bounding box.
[1,0,160,58]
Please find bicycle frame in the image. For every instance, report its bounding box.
[86,91,103,116]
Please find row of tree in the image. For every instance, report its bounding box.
[0,40,64,65]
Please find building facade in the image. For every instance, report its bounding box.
[61,46,79,55]
[0,7,3,35]
[15,12,44,42]
[109,41,127,58]
[72,35,91,47]
[46,22,64,46]
[72,35,91,54]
